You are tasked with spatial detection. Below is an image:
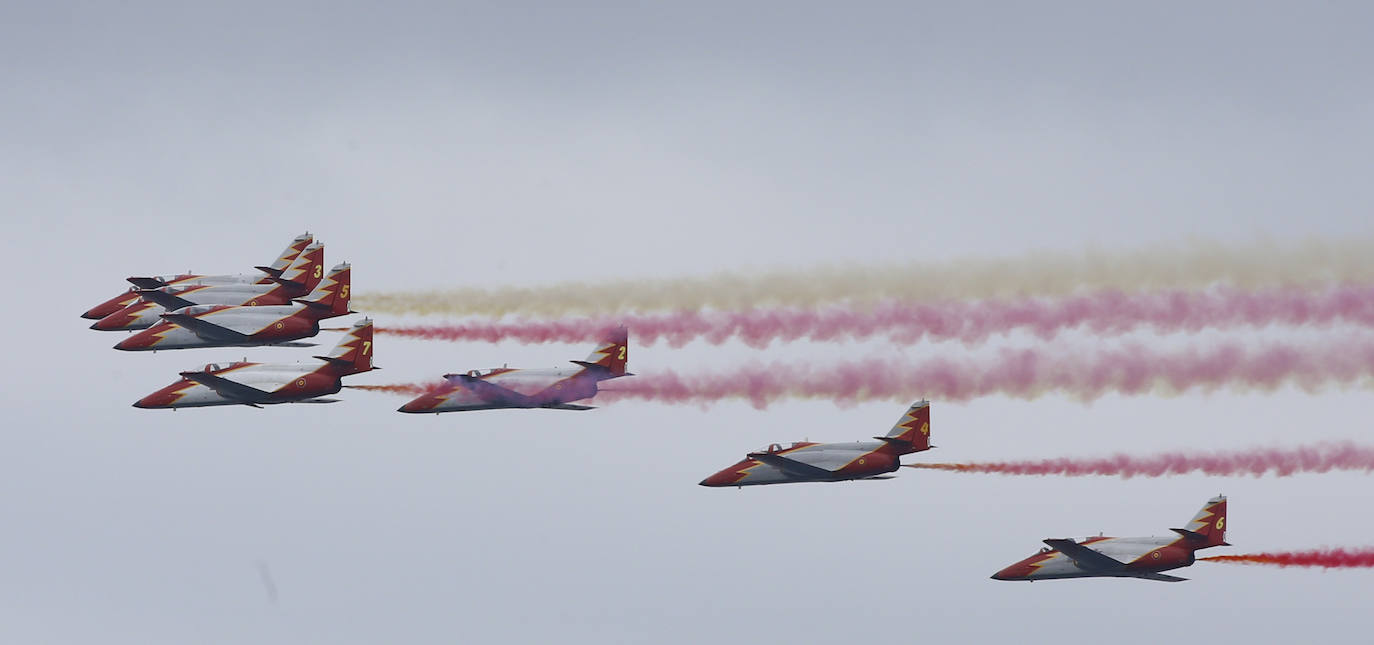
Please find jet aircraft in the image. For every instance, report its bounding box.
[91,242,326,331]
[133,318,377,409]
[991,495,1229,583]
[114,262,353,351]
[82,232,313,320]
[397,327,630,413]
[699,401,932,487]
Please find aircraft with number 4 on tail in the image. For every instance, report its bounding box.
[113,262,353,351]
[698,401,932,487]
[991,495,1229,583]
[90,242,326,331]
[133,318,377,409]
[81,232,313,320]
[397,327,631,413]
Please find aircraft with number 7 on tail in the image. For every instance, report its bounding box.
[133,318,377,409]
[991,495,1230,582]
[698,401,933,487]
[397,327,631,413]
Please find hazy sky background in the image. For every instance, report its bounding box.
[4,2,1373,643]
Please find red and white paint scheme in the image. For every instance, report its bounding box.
[133,318,377,409]
[91,242,326,331]
[398,327,631,413]
[82,232,313,320]
[991,495,1230,583]
[699,401,933,487]
[114,262,353,351]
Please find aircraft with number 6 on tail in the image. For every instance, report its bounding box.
[396,327,631,413]
[133,318,377,409]
[698,401,933,487]
[991,495,1230,582]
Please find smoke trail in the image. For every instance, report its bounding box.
[359,335,1374,408]
[1201,548,1374,569]
[904,443,1374,478]
[377,285,1374,348]
[349,384,434,396]
[355,238,1374,316]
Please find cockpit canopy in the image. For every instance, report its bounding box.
[753,442,805,454]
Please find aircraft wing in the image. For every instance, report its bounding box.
[161,313,254,344]
[1042,539,1127,572]
[127,276,167,289]
[542,403,596,411]
[447,373,538,407]
[746,452,836,480]
[179,371,272,403]
[137,289,195,311]
[1135,572,1188,582]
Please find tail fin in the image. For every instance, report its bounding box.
[573,326,629,376]
[876,400,931,453]
[316,318,375,374]
[295,262,352,317]
[256,232,313,277]
[1172,495,1229,548]
[274,242,325,290]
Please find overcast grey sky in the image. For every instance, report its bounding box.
[4,2,1373,643]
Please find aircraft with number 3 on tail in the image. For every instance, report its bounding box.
[397,327,631,413]
[991,495,1229,583]
[113,262,354,351]
[698,401,933,487]
[133,318,377,409]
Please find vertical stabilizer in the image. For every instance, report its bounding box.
[578,326,629,376]
[319,318,375,374]
[259,232,313,276]
[1175,495,1229,548]
[296,262,352,317]
[274,242,325,290]
[879,400,931,453]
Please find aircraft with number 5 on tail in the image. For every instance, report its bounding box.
[133,318,377,409]
[698,401,932,487]
[81,232,313,320]
[113,262,354,351]
[91,242,326,331]
[396,327,631,413]
[991,495,1229,583]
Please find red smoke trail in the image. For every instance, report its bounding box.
[376,285,1374,348]
[904,443,1374,478]
[349,383,434,396]
[1201,548,1374,568]
[360,336,1374,408]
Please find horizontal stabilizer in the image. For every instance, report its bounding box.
[179,371,272,402]
[278,342,318,348]
[747,452,835,479]
[1170,528,1230,546]
[570,360,635,378]
[138,289,195,311]
[254,265,283,276]
[296,398,341,404]
[860,475,897,480]
[542,403,596,411]
[1136,572,1188,582]
[127,277,167,289]
[1043,539,1127,572]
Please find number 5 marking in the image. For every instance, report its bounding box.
[340,285,350,299]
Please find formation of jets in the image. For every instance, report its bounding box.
[85,233,1238,583]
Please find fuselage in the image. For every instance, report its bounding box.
[992,536,1197,581]
[92,282,301,331]
[399,366,607,412]
[699,440,905,486]
[134,361,345,408]
[114,304,326,351]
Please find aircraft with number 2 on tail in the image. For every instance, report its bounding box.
[82,232,313,320]
[698,401,933,487]
[133,318,378,409]
[991,495,1229,583]
[397,327,631,413]
[113,262,354,351]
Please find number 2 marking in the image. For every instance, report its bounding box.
[617,346,626,360]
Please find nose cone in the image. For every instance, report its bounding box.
[698,469,740,487]
[83,292,140,320]
[114,329,159,351]
[398,395,439,413]
[990,561,1033,581]
[90,313,130,331]
[133,382,189,408]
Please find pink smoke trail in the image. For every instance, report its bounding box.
[903,443,1374,477]
[376,285,1374,348]
[1201,548,1374,568]
[359,335,1374,408]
